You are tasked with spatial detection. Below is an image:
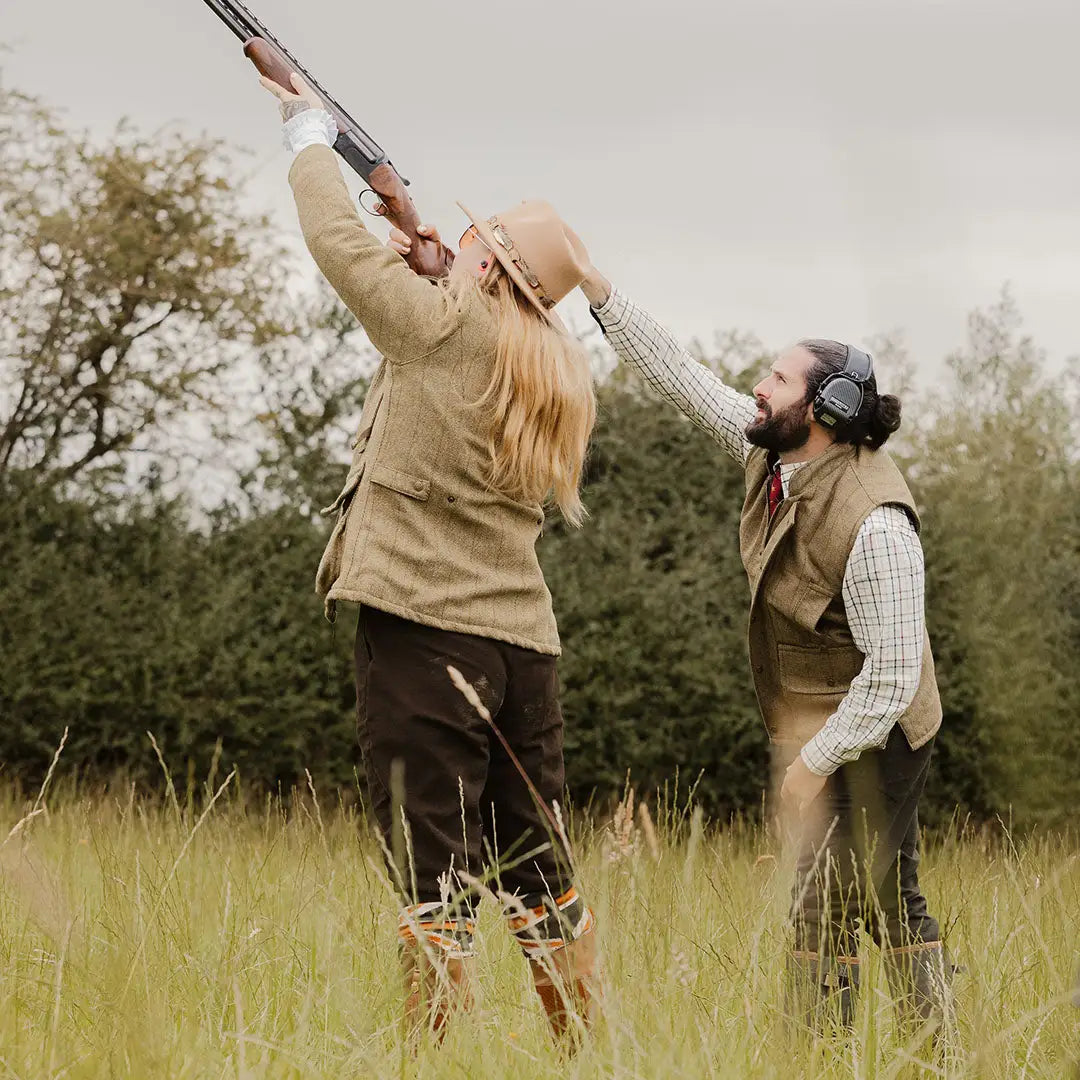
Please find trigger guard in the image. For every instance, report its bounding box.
[358,188,385,217]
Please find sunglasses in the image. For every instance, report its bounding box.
[458,224,492,254]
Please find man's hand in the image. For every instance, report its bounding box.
[259,71,323,122]
[780,753,828,818]
[579,266,612,309]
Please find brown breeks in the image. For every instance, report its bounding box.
[355,604,575,923]
[787,725,941,958]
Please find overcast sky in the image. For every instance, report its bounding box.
[5,0,1078,376]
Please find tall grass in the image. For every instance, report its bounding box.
[0,775,1076,1079]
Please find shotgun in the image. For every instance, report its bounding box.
[200,0,452,276]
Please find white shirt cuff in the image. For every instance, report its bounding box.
[282,109,337,155]
[800,737,841,777]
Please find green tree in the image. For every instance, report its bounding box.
[0,486,357,793]
[0,84,290,495]
[239,284,376,516]
[908,291,1080,825]
[0,81,360,791]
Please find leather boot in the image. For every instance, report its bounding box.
[529,927,599,1045]
[786,951,860,1032]
[401,945,474,1041]
[883,941,953,1033]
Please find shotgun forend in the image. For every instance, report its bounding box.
[199,0,454,276]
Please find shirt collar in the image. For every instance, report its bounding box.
[768,455,806,499]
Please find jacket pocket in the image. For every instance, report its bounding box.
[369,464,430,502]
[765,580,838,634]
[777,643,864,695]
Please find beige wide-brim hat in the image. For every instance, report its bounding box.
[456,199,588,334]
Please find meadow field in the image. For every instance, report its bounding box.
[0,773,1076,1080]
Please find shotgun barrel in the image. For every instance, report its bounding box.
[199,0,398,182]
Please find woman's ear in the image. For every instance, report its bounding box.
[479,259,503,287]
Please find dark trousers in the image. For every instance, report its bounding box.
[355,605,572,907]
[788,725,940,957]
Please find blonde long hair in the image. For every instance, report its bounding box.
[444,268,596,526]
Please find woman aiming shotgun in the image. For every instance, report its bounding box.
[259,72,599,1041]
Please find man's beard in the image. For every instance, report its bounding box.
[745,399,811,453]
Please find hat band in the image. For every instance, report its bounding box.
[487,218,555,310]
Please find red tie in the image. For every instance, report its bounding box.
[767,469,784,519]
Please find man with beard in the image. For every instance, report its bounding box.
[574,267,952,1035]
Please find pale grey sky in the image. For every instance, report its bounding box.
[5,0,1079,373]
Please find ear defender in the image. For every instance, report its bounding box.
[812,344,874,429]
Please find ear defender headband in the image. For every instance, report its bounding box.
[812,344,874,429]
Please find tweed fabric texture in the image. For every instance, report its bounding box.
[740,441,942,749]
[290,145,559,653]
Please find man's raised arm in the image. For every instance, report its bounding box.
[581,270,754,466]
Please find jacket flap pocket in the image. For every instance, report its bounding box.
[369,464,430,502]
[778,644,864,694]
[762,579,835,633]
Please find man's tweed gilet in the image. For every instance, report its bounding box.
[739,441,942,747]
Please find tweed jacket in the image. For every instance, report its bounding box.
[739,442,942,748]
[289,145,560,654]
